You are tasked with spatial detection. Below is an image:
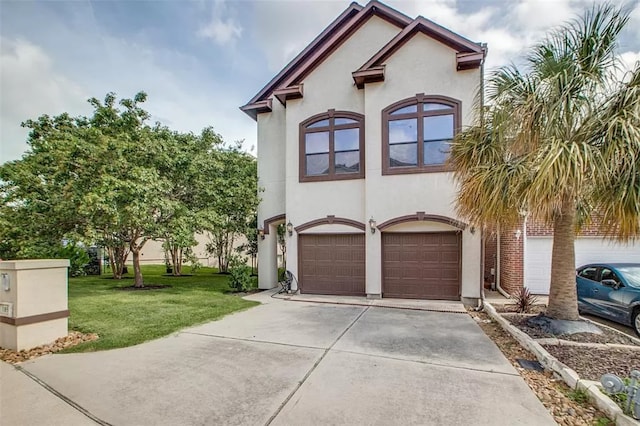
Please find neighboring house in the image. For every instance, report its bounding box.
[241,1,486,305]
[486,220,640,296]
[123,233,250,268]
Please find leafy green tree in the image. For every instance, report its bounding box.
[0,92,170,287]
[451,5,640,320]
[238,214,259,275]
[205,144,258,273]
[152,126,224,276]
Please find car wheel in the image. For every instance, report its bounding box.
[634,309,640,337]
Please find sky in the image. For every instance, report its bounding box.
[1,0,639,163]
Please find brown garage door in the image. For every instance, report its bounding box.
[299,234,365,296]
[382,232,460,300]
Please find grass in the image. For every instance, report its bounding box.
[566,388,589,404]
[64,265,259,353]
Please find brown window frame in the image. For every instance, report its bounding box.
[299,109,365,182]
[382,94,461,175]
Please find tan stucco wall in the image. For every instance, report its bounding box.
[255,17,483,299]
[361,32,482,299]
[283,16,401,287]
[124,232,249,268]
[0,259,69,351]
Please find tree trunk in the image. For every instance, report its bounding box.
[107,247,118,279]
[177,247,183,275]
[546,197,579,320]
[131,248,144,288]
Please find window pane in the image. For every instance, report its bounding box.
[334,117,358,125]
[307,119,329,128]
[305,132,329,154]
[335,128,359,151]
[424,140,450,165]
[389,143,417,167]
[335,151,359,174]
[306,153,329,175]
[389,119,417,144]
[390,105,417,115]
[579,267,598,280]
[424,115,453,141]
[423,103,452,112]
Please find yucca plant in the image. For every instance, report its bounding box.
[451,4,640,321]
[509,287,540,314]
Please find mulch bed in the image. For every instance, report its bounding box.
[470,311,612,425]
[543,345,640,381]
[507,315,640,346]
[0,332,99,364]
[117,285,172,291]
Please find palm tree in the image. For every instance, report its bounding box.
[451,4,640,321]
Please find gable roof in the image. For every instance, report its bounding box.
[241,1,412,119]
[241,1,486,120]
[352,16,486,87]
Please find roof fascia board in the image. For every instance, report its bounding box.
[278,1,412,89]
[244,3,363,107]
[357,16,484,73]
[241,1,414,119]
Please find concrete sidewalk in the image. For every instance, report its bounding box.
[9,291,555,425]
[0,361,95,425]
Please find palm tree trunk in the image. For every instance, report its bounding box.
[546,197,579,320]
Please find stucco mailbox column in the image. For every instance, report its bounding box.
[0,259,70,351]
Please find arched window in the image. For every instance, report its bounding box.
[299,110,364,182]
[382,94,460,175]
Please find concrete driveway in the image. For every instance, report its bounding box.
[7,292,554,425]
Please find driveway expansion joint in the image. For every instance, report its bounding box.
[16,365,111,426]
[264,306,370,426]
[329,348,521,377]
[180,331,327,351]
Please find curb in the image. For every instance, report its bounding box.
[483,302,638,426]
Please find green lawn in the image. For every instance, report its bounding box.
[64,265,259,353]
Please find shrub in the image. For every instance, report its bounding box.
[228,254,252,292]
[509,287,539,313]
[58,244,90,277]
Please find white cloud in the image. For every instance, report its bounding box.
[618,50,640,81]
[252,1,348,72]
[198,0,243,46]
[512,0,575,31]
[0,37,90,162]
[0,29,256,164]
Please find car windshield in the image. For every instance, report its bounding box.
[617,266,640,288]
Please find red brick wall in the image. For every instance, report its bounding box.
[499,220,524,295]
[527,216,607,237]
[483,231,497,288]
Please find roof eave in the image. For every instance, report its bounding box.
[240,99,273,121]
[352,66,385,89]
[273,84,304,106]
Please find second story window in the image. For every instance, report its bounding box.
[299,110,364,182]
[382,94,460,175]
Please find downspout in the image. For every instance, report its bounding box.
[475,227,486,310]
[475,43,488,311]
[522,214,527,292]
[495,224,510,298]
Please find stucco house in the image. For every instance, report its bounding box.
[241,0,487,305]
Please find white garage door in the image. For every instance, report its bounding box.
[525,237,640,294]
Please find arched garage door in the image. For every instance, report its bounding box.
[299,234,365,296]
[382,232,461,300]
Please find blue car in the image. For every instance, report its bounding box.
[576,263,640,336]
